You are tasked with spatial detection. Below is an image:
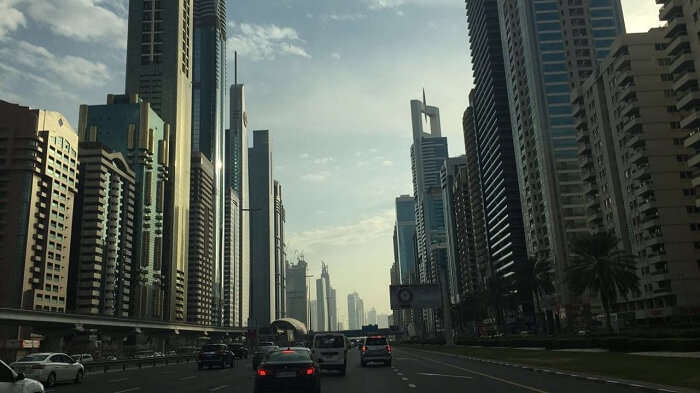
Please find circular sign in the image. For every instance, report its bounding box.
[398,288,413,304]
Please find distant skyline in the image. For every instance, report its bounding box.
[0,0,663,318]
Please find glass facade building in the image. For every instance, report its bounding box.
[394,195,417,285]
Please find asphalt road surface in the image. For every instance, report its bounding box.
[45,347,653,393]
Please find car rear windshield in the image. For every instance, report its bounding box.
[366,337,387,346]
[201,345,224,352]
[265,350,311,362]
[315,335,345,348]
[18,354,49,362]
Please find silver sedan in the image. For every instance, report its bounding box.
[10,353,84,387]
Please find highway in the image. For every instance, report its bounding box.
[44,347,655,393]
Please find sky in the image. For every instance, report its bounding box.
[0,0,662,327]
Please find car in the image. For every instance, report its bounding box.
[153,352,163,358]
[104,355,118,361]
[165,351,177,357]
[132,350,155,359]
[252,342,278,370]
[0,359,44,393]
[197,344,234,370]
[69,354,94,364]
[254,349,320,393]
[228,343,249,359]
[311,333,348,375]
[10,353,84,387]
[360,336,391,367]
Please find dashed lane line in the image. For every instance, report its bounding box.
[209,385,230,392]
[408,384,417,388]
[402,377,409,381]
[109,378,129,383]
[113,388,141,393]
[180,375,197,380]
[417,372,472,379]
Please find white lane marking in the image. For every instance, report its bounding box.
[397,372,404,376]
[114,388,141,393]
[109,378,129,382]
[417,372,472,379]
[209,385,230,392]
[402,377,409,381]
[393,368,399,372]
[408,384,417,388]
[402,352,548,393]
[180,375,197,380]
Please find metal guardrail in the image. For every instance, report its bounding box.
[83,355,246,374]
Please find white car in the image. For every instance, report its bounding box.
[69,354,94,364]
[311,333,348,376]
[10,353,84,387]
[0,359,44,393]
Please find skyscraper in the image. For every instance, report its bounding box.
[394,195,417,285]
[249,130,275,327]
[347,292,359,330]
[498,0,626,313]
[70,143,136,317]
[0,102,79,314]
[440,156,466,304]
[409,96,449,334]
[227,73,250,327]
[285,257,308,326]
[466,0,529,309]
[79,95,169,320]
[315,278,328,331]
[368,308,377,325]
[192,0,227,326]
[125,0,194,322]
[273,180,286,319]
[357,297,365,327]
[309,299,318,331]
[329,288,337,332]
[187,152,216,326]
[222,187,239,327]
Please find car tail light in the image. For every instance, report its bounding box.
[361,346,367,352]
[386,345,392,353]
[304,367,315,375]
[257,369,269,377]
[31,365,45,369]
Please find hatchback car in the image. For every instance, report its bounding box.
[0,359,44,393]
[198,344,234,369]
[360,336,392,367]
[254,349,320,393]
[10,353,84,387]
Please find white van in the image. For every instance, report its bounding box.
[311,333,348,376]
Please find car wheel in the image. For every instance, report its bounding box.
[74,369,84,384]
[360,361,366,368]
[46,372,56,387]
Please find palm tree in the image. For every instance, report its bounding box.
[567,231,639,333]
[515,257,555,334]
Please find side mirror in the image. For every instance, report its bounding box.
[15,372,25,381]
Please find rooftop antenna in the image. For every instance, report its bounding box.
[234,51,238,85]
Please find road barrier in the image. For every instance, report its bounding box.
[83,355,197,374]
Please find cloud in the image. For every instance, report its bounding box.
[287,210,395,250]
[23,0,127,48]
[299,153,310,159]
[0,0,25,39]
[331,52,341,60]
[0,62,80,103]
[396,10,405,16]
[301,170,331,183]
[365,0,405,9]
[323,13,367,22]
[228,22,311,61]
[313,157,334,165]
[0,40,110,89]
[382,160,393,167]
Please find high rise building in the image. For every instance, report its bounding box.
[394,195,417,285]
[309,299,318,331]
[187,152,216,325]
[192,0,227,326]
[70,143,136,317]
[329,287,337,332]
[347,292,359,330]
[357,297,365,327]
[78,94,169,320]
[0,102,79,314]
[126,0,194,322]
[367,308,377,325]
[273,180,286,319]
[249,130,275,327]
[440,156,467,304]
[573,29,700,321]
[227,74,250,327]
[222,188,239,326]
[315,278,329,331]
[285,257,308,326]
[498,0,626,313]
[466,0,529,310]
[409,96,449,334]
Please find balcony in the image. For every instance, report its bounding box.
[638,199,657,213]
[669,53,694,74]
[660,0,683,21]
[620,100,638,118]
[642,235,665,249]
[582,168,595,181]
[665,33,689,57]
[664,16,687,39]
[687,151,700,169]
[685,130,700,149]
[646,253,667,265]
[634,181,654,197]
[629,149,648,165]
[618,84,636,101]
[576,128,590,142]
[580,153,593,168]
[676,90,700,111]
[616,69,634,87]
[673,72,697,92]
[631,165,651,181]
[577,142,592,156]
[640,216,661,231]
[681,109,700,129]
[583,182,598,195]
[622,117,643,135]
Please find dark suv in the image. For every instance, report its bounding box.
[198,344,234,369]
[228,343,249,359]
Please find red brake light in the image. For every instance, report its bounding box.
[282,350,295,353]
[257,369,268,377]
[305,367,315,375]
[386,345,392,353]
[361,346,367,352]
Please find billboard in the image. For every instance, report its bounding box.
[389,285,441,310]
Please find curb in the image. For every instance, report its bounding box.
[407,348,690,393]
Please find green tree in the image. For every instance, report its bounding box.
[567,231,639,333]
[515,257,555,334]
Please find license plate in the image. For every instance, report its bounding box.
[276,371,296,378]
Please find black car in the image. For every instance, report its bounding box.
[197,344,235,369]
[252,342,278,370]
[228,343,249,359]
[254,349,321,393]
